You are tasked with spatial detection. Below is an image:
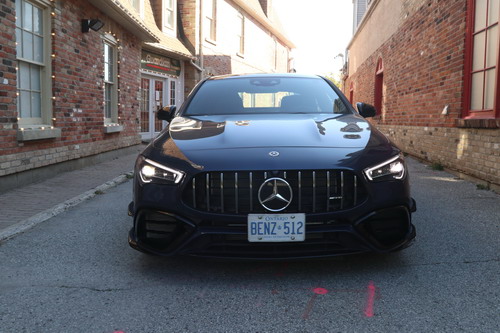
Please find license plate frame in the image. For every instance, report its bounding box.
[247,213,306,242]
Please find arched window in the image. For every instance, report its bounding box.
[374,58,383,115]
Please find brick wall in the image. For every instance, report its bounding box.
[379,125,500,190]
[0,0,18,153]
[179,0,199,53]
[0,0,141,179]
[346,0,500,188]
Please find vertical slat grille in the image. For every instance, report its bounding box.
[326,171,330,212]
[192,178,196,209]
[249,172,253,211]
[298,171,302,210]
[220,173,224,213]
[235,172,239,214]
[184,170,366,214]
[205,173,210,211]
[340,171,344,209]
[312,171,316,213]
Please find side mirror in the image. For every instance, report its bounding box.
[157,105,176,122]
[356,102,377,118]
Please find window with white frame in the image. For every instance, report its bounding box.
[273,39,278,70]
[15,0,52,127]
[204,0,216,41]
[129,0,144,18]
[237,12,244,55]
[163,0,176,35]
[103,36,118,124]
[170,80,176,105]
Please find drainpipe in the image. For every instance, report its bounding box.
[190,58,204,72]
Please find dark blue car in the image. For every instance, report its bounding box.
[128,74,416,259]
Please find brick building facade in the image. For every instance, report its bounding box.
[0,0,292,193]
[346,0,500,191]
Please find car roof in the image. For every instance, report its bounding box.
[206,73,322,80]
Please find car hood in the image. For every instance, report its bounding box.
[148,114,397,171]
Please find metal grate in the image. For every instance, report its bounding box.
[183,170,366,214]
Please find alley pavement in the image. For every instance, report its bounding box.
[0,144,144,241]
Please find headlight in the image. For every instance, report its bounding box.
[364,155,405,181]
[137,156,185,184]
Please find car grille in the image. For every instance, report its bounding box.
[182,170,367,214]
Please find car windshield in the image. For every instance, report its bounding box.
[184,77,350,116]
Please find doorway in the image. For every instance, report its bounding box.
[140,76,180,141]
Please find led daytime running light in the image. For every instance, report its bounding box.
[139,158,184,184]
[364,155,405,181]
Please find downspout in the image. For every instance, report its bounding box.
[190,58,204,72]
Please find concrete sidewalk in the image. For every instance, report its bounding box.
[0,145,144,242]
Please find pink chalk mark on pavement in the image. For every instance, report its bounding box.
[302,287,329,319]
[364,281,376,317]
[313,287,329,295]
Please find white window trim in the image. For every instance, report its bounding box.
[162,0,177,36]
[273,38,278,71]
[204,0,216,43]
[236,12,245,57]
[16,0,54,131]
[102,34,120,130]
[130,0,144,19]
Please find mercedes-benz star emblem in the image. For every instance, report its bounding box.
[258,177,293,212]
[269,151,280,157]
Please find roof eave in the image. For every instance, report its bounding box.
[87,0,159,42]
[143,42,195,60]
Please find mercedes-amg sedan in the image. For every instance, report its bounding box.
[128,74,416,259]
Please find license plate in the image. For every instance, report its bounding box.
[247,214,306,242]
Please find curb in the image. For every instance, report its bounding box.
[0,171,133,243]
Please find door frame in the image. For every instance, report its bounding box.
[140,75,168,141]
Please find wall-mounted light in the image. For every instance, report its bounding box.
[82,19,104,33]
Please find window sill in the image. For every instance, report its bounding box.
[17,127,61,142]
[205,38,217,46]
[103,124,124,133]
[456,118,500,129]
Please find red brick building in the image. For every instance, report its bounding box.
[0,0,293,192]
[346,0,500,191]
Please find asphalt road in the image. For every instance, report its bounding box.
[0,158,499,333]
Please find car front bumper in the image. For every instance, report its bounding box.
[128,200,416,259]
